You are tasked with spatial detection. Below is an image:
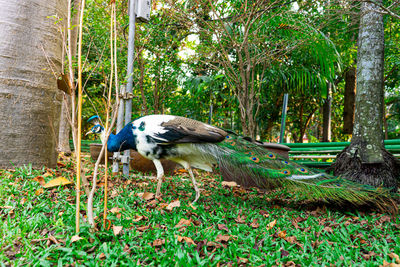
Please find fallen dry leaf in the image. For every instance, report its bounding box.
[20,198,27,205]
[99,252,106,259]
[71,235,83,243]
[221,181,238,187]
[110,207,122,214]
[266,219,277,230]
[33,176,45,186]
[123,244,131,254]
[235,215,247,224]
[250,219,260,229]
[35,188,44,196]
[389,253,400,264]
[215,234,231,243]
[291,220,300,229]
[113,225,123,236]
[43,177,72,188]
[217,224,229,232]
[238,257,249,264]
[138,192,155,201]
[285,236,297,244]
[380,260,400,267]
[278,230,287,239]
[43,171,53,177]
[111,190,119,198]
[281,249,289,257]
[152,239,165,247]
[166,200,180,211]
[132,215,144,222]
[284,261,296,267]
[175,218,192,228]
[57,162,66,167]
[137,225,150,232]
[207,241,224,249]
[176,235,195,246]
[378,215,391,224]
[362,251,377,260]
[48,235,59,245]
[175,168,188,174]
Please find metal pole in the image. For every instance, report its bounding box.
[208,93,213,124]
[112,85,126,174]
[279,93,289,143]
[122,0,137,176]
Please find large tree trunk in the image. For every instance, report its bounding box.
[0,0,65,168]
[343,67,356,134]
[332,0,399,190]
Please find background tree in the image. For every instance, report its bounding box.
[0,0,66,168]
[168,0,339,139]
[333,0,399,189]
[58,0,82,155]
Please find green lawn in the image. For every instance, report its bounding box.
[1,156,399,266]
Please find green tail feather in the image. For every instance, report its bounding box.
[215,133,393,207]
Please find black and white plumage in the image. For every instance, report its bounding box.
[87,114,393,207]
[88,115,227,203]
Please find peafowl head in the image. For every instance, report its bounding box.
[86,115,106,144]
[85,115,137,152]
[86,124,104,135]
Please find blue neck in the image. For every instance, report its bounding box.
[107,123,137,152]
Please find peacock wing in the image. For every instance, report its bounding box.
[156,116,228,144]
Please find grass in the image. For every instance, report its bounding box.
[0,155,399,266]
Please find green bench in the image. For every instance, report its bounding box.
[284,139,400,168]
[69,139,100,153]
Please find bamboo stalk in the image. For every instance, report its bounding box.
[75,0,86,233]
[103,3,115,229]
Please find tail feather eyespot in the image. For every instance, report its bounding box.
[282,160,289,165]
[267,153,276,159]
[280,169,291,175]
[297,167,308,173]
[250,156,260,163]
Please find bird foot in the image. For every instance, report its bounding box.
[191,191,200,205]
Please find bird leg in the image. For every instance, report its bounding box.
[186,165,200,204]
[152,159,165,198]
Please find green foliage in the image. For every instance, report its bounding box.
[75,0,400,142]
[1,165,399,265]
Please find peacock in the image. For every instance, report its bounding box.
[86,114,392,207]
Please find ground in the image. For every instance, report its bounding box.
[0,154,399,266]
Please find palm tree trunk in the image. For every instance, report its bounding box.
[322,83,332,142]
[343,67,356,134]
[0,0,66,168]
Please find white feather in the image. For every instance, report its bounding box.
[289,173,326,180]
